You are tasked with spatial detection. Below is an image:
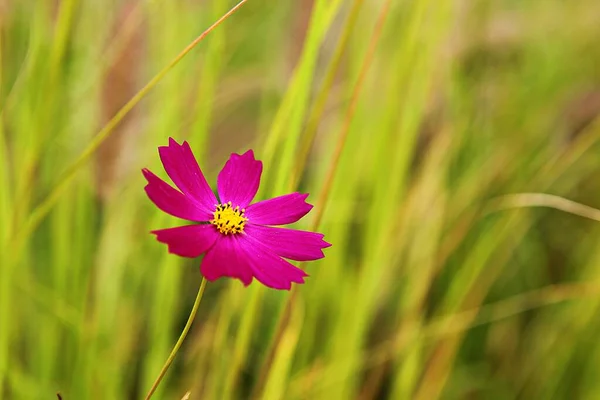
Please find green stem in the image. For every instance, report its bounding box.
[144,277,208,400]
[19,0,248,247]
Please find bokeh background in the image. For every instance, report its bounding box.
[2,0,600,399]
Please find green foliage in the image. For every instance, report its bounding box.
[1,0,600,398]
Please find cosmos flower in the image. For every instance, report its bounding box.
[142,138,330,290]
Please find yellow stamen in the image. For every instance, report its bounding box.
[210,202,247,235]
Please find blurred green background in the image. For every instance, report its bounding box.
[2,0,600,399]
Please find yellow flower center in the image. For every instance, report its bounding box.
[210,202,247,235]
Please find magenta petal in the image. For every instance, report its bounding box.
[142,169,212,221]
[217,150,262,208]
[245,193,313,225]
[244,224,330,261]
[238,234,308,290]
[152,224,219,258]
[159,138,217,214]
[200,236,253,286]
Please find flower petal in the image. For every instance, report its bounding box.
[217,150,262,208]
[244,224,330,261]
[244,193,313,225]
[200,236,253,286]
[142,169,212,221]
[239,234,308,290]
[159,138,217,214]
[152,224,219,258]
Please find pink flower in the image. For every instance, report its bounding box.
[142,138,331,290]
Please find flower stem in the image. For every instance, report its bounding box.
[144,277,208,400]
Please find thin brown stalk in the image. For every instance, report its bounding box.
[251,1,393,398]
[290,0,366,190]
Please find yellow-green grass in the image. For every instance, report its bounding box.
[1,0,600,399]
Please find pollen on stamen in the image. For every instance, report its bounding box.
[210,202,248,235]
